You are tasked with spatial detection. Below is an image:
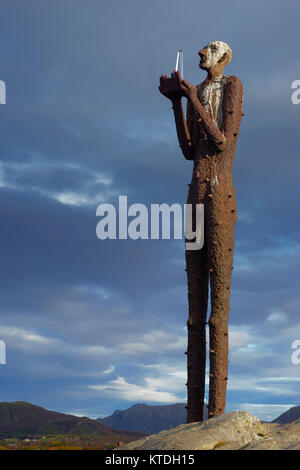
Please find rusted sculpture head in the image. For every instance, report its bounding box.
[198,41,232,74]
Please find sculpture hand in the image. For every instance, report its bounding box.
[159,71,196,101]
[179,77,197,100]
[159,71,184,101]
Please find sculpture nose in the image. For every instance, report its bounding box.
[198,48,207,59]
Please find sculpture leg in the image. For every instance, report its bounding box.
[185,245,208,423]
[207,188,237,418]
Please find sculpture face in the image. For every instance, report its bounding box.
[199,41,232,71]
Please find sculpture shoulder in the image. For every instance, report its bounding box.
[225,75,243,94]
[195,76,243,95]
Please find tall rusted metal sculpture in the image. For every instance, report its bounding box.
[159,41,243,422]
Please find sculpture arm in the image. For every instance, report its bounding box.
[172,98,193,160]
[220,76,244,145]
[187,94,226,152]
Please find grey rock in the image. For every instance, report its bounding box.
[116,412,300,450]
[244,419,300,450]
[116,411,266,450]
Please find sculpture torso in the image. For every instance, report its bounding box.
[199,75,228,130]
[186,75,243,206]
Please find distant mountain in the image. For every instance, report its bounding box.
[272,406,300,424]
[98,403,208,434]
[0,401,146,444]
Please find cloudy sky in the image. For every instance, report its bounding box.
[0,0,299,422]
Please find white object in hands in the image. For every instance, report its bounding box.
[175,50,183,78]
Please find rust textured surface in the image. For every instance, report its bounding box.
[159,42,243,422]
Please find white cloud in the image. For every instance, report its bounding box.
[227,374,298,397]
[232,403,296,422]
[0,324,113,359]
[89,375,181,403]
[95,172,113,185]
[229,324,277,364]
[140,362,186,377]
[84,345,112,355]
[0,325,57,346]
[119,329,186,355]
[0,325,70,358]
[229,326,254,350]
[259,376,300,383]
[60,408,100,420]
[0,159,117,207]
[53,190,107,206]
[0,162,7,188]
[138,363,187,392]
[234,241,300,273]
[101,365,115,375]
[266,310,288,324]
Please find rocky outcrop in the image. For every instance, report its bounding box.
[116,412,266,450]
[115,411,300,450]
[243,420,300,450]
